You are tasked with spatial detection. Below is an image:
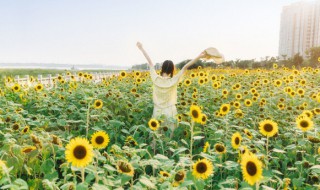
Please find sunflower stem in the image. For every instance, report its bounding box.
[81,167,85,183]
[85,102,91,138]
[94,154,99,183]
[266,137,269,170]
[255,181,259,190]
[190,120,194,170]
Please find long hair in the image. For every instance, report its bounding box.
[160,60,174,78]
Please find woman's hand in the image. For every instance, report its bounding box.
[199,51,207,59]
[136,42,143,50]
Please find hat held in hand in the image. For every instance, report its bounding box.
[202,47,225,64]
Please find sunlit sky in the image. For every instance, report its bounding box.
[0,0,301,67]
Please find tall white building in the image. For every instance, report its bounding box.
[279,0,320,59]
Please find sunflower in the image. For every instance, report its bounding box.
[231,132,242,149]
[148,118,160,131]
[244,99,252,107]
[259,119,278,137]
[125,136,138,147]
[131,88,137,94]
[297,88,305,96]
[190,105,202,123]
[241,153,263,185]
[21,126,30,134]
[116,160,134,176]
[198,78,205,85]
[234,109,244,118]
[34,83,44,92]
[203,142,210,153]
[200,114,207,125]
[12,83,21,92]
[91,131,110,149]
[22,146,37,154]
[159,171,170,178]
[214,143,226,154]
[235,93,242,100]
[244,129,253,139]
[219,103,230,115]
[274,80,282,87]
[222,89,228,96]
[176,114,182,122]
[313,108,320,115]
[192,158,214,180]
[12,123,20,131]
[277,103,285,110]
[65,137,93,168]
[120,71,127,78]
[184,79,192,86]
[172,170,186,186]
[233,101,241,108]
[296,116,314,132]
[301,110,313,119]
[93,99,103,109]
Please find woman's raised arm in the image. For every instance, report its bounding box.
[180,51,207,74]
[136,42,154,68]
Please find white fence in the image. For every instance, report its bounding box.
[6,71,120,88]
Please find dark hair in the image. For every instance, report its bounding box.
[160,60,174,78]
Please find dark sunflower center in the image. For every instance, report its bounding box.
[196,162,207,173]
[263,123,273,132]
[151,121,157,128]
[95,136,104,144]
[37,86,41,89]
[202,116,206,122]
[73,145,87,159]
[222,106,228,112]
[246,161,257,176]
[216,145,225,152]
[23,148,33,153]
[14,86,18,90]
[23,128,28,133]
[235,137,240,145]
[96,102,101,107]
[246,101,250,105]
[300,120,309,128]
[163,173,169,177]
[119,162,131,173]
[186,81,190,84]
[121,73,125,76]
[12,124,19,130]
[175,172,185,181]
[192,110,199,118]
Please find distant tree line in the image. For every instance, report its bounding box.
[131,46,320,70]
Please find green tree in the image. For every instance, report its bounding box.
[306,46,320,67]
[292,53,303,69]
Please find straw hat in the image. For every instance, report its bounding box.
[202,47,225,64]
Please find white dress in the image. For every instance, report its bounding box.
[150,67,184,119]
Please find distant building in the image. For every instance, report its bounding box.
[279,0,320,59]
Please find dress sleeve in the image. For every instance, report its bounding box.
[172,69,185,84]
[150,66,158,82]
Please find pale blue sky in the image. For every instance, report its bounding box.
[0,0,300,66]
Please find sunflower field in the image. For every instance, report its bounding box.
[0,65,320,190]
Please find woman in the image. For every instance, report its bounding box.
[136,42,207,123]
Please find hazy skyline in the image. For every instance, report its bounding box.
[0,0,301,67]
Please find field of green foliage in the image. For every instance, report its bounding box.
[0,65,319,190]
